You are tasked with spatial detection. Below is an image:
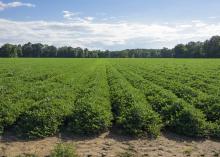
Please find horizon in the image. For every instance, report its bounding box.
[0,0,220,50]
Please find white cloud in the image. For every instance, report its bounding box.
[62,10,95,24]
[0,1,35,10]
[195,22,207,27]
[63,10,80,20]
[85,16,94,21]
[0,17,220,50]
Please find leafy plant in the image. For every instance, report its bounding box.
[15,99,72,139]
[107,66,162,137]
[50,143,78,157]
[67,65,113,135]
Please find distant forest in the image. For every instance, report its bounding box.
[0,36,220,58]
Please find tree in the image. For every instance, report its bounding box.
[57,47,68,57]
[1,35,220,58]
[186,42,204,58]
[32,43,44,57]
[174,44,188,58]
[22,42,33,57]
[42,45,57,57]
[76,47,84,58]
[84,48,89,57]
[0,44,18,57]
[104,50,110,58]
[160,47,173,58]
[17,44,23,57]
[67,47,76,57]
[203,36,220,58]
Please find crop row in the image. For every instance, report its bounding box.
[114,64,220,137]
[123,64,220,124]
[0,59,220,139]
[106,65,162,137]
[138,64,220,96]
[0,60,100,138]
[67,62,113,135]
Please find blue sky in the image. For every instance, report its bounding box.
[0,0,220,50]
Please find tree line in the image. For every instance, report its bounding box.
[0,36,220,58]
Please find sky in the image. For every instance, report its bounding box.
[0,0,220,50]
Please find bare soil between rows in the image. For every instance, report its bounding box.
[0,131,220,157]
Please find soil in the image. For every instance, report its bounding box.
[0,131,220,157]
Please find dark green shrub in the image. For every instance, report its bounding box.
[68,98,112,135]
[15,99,72,139]
[165,104,208,137]
[208,120,220,138]
[0,125,3,134]
[206,103,220,122]
[0,99,34,135]
[118,104,162,137]
[0,101,18,127]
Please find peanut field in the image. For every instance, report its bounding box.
[0,58,220,139]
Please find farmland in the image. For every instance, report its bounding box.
[0,58,220,141]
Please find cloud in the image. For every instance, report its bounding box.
[0,17,220,50]
[63,10,80,20]
[0,1,35,10]
[85,16,94,21]
[62,10,95,24]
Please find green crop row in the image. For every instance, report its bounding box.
[67,62,113,135]
[143,65,220,96]
[126,64,220,124]
[114,64,219,137]
[106,65,162,137]
[0,59,220,139]
[0,59,99,138]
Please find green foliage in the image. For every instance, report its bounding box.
[124,60,220,137]
[174,44,188,58]
[0,58,220,139]
[118,104,162,137]
[1,36,220,58]
[0,98,34,135]
[68,98,112,135]
[115,66,209,137]
[107,66,162,137]
[67,65,113,135]
[15,99,72,139]
[50,143,78,157]
[0,126,3,135]
[166,105,208,137]
[204,36,220,57]
[207,120,220,138]
[206,103,220,122]
[0,43,19,57]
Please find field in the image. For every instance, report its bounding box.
[0,58,220,156]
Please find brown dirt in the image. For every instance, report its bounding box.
[0,131,220,157]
